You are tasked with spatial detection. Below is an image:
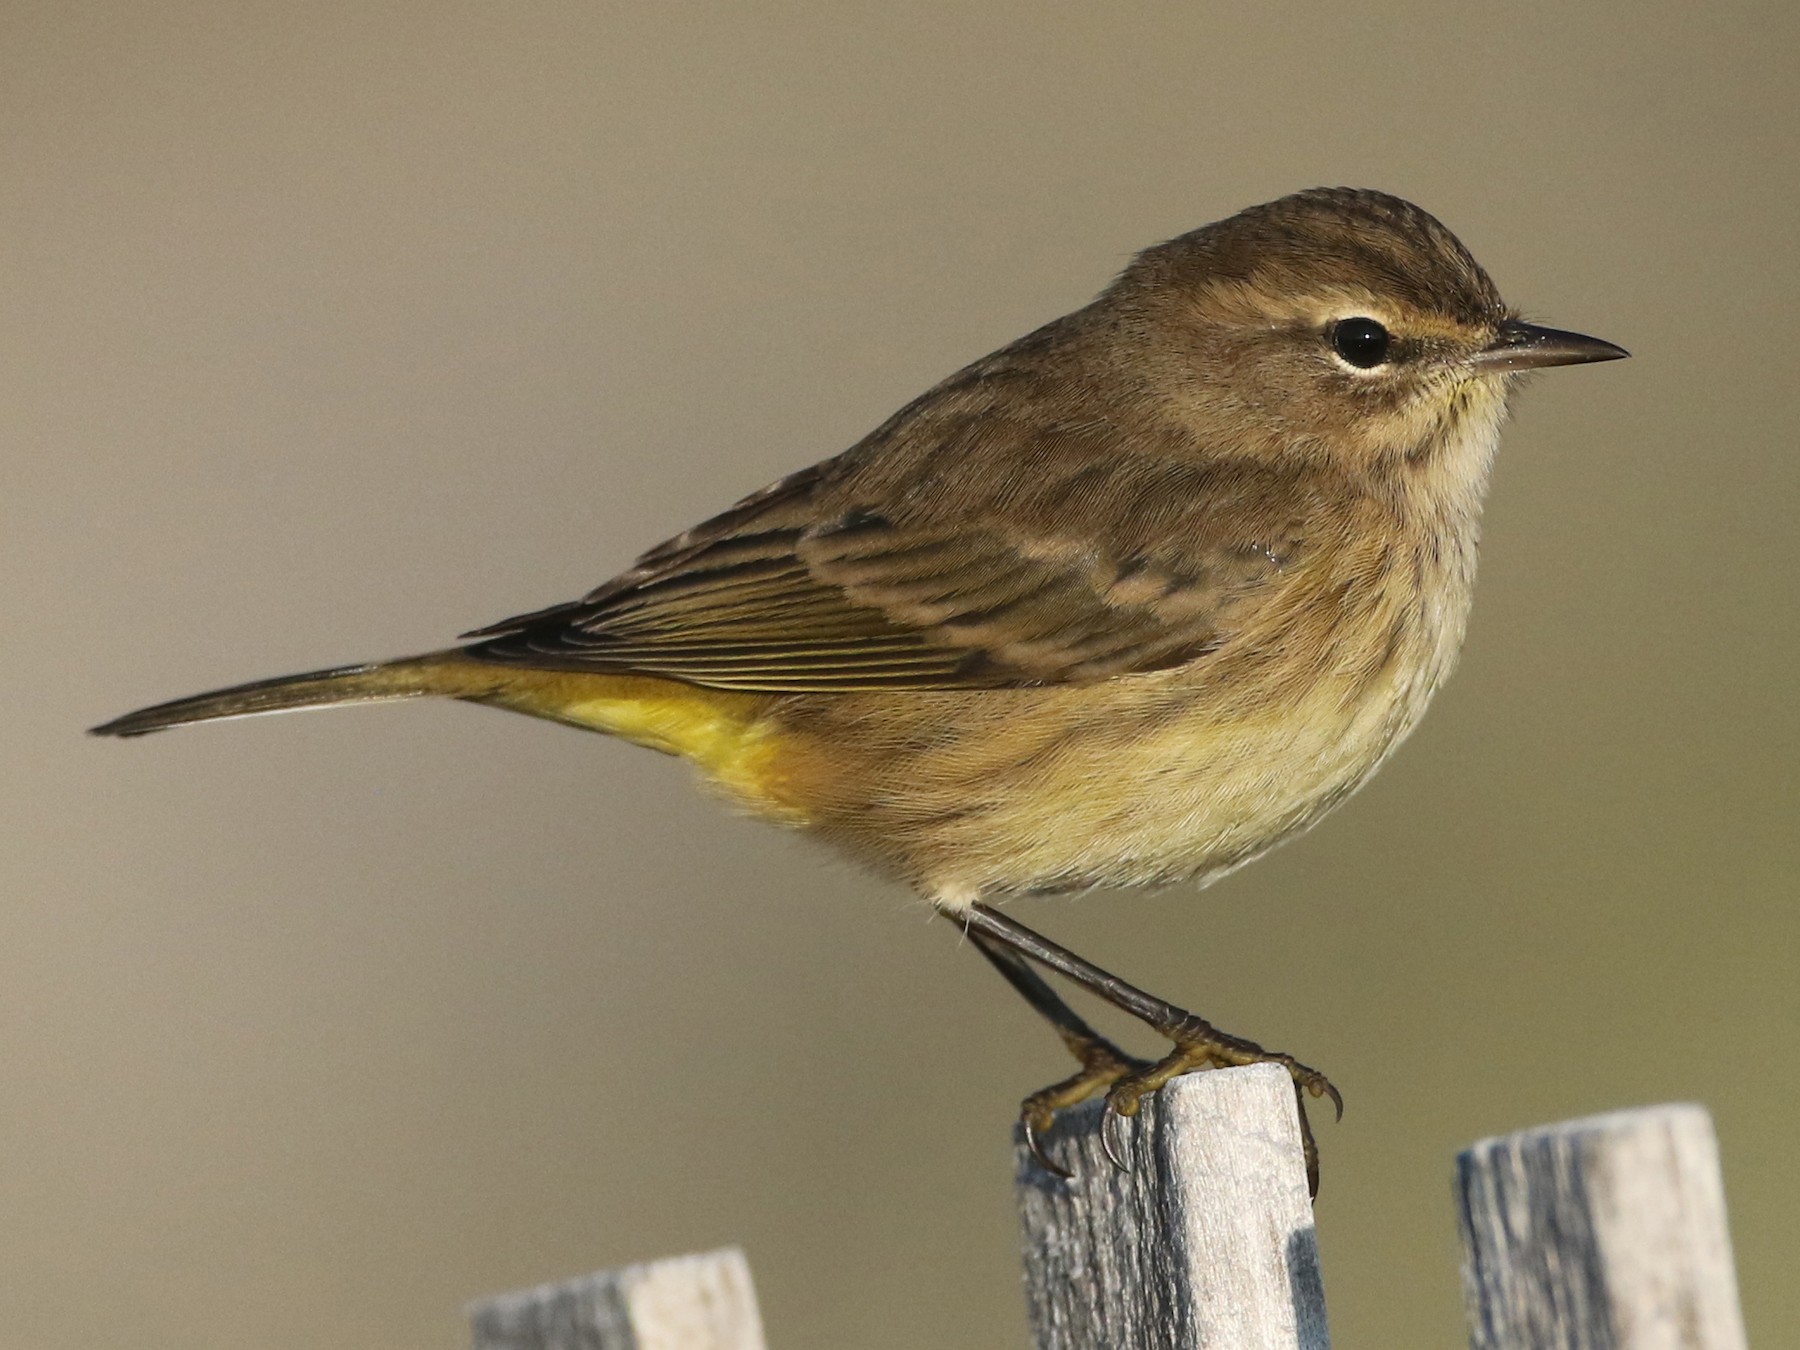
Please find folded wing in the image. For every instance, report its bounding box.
[465,459,1303,692]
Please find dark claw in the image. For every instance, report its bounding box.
[1300,1071,1344,1121]
[1023,1116,1072,1178]
[1100,1106,1133,1172]
[1291,1061,1343,1122]
[1292,1081,1323,1199]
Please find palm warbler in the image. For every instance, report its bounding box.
[95,188,1626,1190]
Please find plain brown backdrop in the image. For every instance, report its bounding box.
[6,3,1796,1347]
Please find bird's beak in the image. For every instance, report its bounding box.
[1472,320,1630,372]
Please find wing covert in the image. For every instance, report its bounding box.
[465,486,1297,692]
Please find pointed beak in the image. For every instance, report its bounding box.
[1472,320,1630,373]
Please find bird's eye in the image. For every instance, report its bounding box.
[1330,317,1391,369]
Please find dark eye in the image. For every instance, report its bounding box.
[1331,317,1391,368]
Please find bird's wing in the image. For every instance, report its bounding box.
[463,457,1308,692]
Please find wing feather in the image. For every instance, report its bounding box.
[467,491,1297,690]
[465,336,1318,691]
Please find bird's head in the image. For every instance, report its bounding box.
[1109,188,1626,494]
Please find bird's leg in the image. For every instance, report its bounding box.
[959,927,1147,1175]
[948,901,1339,1194]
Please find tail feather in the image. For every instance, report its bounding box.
[89,655,474,738]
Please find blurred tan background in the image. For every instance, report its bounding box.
[5,3,1796,1347]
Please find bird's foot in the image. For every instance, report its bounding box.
[1018,1032,1149,1177]
[949,903,1339,1194]
[1099,1015,1341,1195]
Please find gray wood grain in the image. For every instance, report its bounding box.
[1014,1062,1331,1350]
[1456,1104,1747,1350]
[468,1247,767,1350]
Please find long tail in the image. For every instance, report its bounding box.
[89,653,496,738]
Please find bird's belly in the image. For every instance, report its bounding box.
[763,653,1445,896]
[962,683,1418,892]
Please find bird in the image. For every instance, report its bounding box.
[94,187,1627,1192]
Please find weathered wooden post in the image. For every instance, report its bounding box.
[1013,1062,1332,1349]
[1455,1104,1748,1350]
[468,1247,767,1350]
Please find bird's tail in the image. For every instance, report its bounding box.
[88,653,496,738]
[90,653,802,821]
